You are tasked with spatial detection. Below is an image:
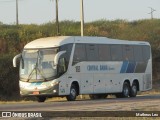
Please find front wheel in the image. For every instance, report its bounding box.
[37,96,46,102]
[66,85,77,101]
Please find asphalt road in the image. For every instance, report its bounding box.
[0,94,160,111]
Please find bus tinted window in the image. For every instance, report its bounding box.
[134,46,143,61]
[60,44,73,70]
[123,45,134,61]
[142,46,150,61]
[98,45,111,61]
[86,44,99,61]
[111,45,123,61]
[73,44,86,65]
[60,44,73,59]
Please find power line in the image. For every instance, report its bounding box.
[16,0,18,25]
[0,0,19,25]
[80,0,84,37]
[50,0,60,35]
[148,7,156,19]
[55,0,60,35]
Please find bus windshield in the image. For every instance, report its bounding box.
[20,48,59,82]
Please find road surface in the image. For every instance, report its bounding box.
[0,94,160,111]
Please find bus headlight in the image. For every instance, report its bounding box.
[53,90,57,93]
[51,81,59,87]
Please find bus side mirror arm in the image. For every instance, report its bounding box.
[54,51,66,65]
[13,54,21,67]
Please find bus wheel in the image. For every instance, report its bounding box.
[122,82,130,98]
[129,83,137,97]
[66,85,77,101]
[37,97,46,102]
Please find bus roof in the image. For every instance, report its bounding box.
[24,36,150,49]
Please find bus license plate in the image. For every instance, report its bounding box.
[33,91,39,95]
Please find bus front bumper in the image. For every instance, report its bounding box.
[20,84,59,97]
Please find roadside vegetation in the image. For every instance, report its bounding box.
[0,19,160,101]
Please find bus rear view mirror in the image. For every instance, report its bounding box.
[13,54,21,67]
[54,51,66,66]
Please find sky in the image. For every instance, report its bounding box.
[0,0,160,24]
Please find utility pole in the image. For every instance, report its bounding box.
[16,0,19,25]
[148,7,156,19]
[56,0,60,35]
[80,0,84,36]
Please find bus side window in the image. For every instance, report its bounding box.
[142,46,150,61]
[134,46,143,62]
[72,44,86,65]
[86,44,99,61]
[58,57,67,76]
[122,45,134,61]
[98,44,111,61]
[110,45,123,61]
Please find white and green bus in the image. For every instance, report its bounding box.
[13,36,152,102]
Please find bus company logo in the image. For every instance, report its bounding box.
[87,65,115,71]
[2,112,11,117]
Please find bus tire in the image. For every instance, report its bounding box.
[37,96,46,102]
[66,85,77,101]
[121,82,130,98]
[129,83,137,97]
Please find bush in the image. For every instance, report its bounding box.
[0,54,20,100]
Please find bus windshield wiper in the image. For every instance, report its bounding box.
[26,51,46,82]
[26,66,47,82]
[26,66,36,82]
[36,67,47,81]
[26,51,39,82]
[37,51,47,81]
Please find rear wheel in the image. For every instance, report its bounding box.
[66,85,77,101]
[129,83,137,97]
[116,82,130,98]
[37,96,46,102]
